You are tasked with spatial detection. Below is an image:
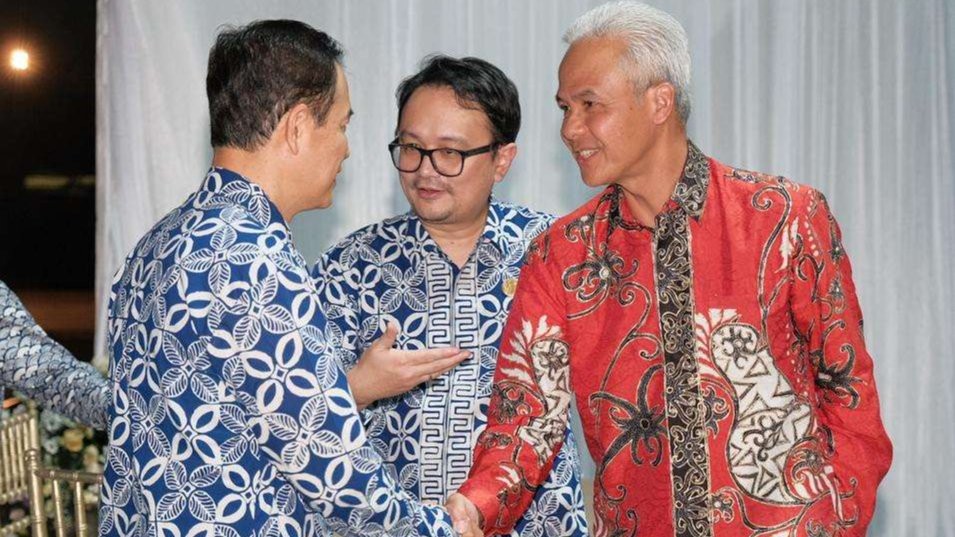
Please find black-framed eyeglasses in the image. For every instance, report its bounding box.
[388,139,497,177]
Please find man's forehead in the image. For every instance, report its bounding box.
[398,88,494,142]
[397,129,470,144]
[561,38,628,71]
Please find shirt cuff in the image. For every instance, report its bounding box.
[457,478,504,534]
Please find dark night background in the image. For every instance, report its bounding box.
[0,1,96,357]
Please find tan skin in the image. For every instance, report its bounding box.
[396,85,518,266]
[448,36,689,531]
[213,64,353,222]
[557,36,687,227]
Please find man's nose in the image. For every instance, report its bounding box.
[418,153,441,177]
[561,110,584,144]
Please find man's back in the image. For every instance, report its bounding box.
[101,169,456,537]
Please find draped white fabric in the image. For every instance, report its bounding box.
[95,1,954,534]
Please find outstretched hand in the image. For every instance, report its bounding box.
[347,321,471,409]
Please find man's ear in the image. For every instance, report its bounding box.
[648,82,676,125]
[492,142,517,183]
[281,102,313,155]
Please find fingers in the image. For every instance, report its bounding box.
[446,494,482,537]
[401,346,469,366]
[466,520,484,537]
[374,320,400,349]
[447,498,471,535]
[458,518,482,537]
[414,351,470,380]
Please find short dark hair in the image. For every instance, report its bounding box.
[395,55,521,145]
[207,20,344,150]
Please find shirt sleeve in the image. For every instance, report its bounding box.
[457,234,574,535]
[207,245,455,536]
[789,189,893,534]
[311,250,362,371]
[0,280,111,429]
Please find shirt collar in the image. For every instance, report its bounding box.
[670,140,710,220]
[405,196,512,262]
[479,197,512,250]
[605,140,711,228]
[200,167,288,230]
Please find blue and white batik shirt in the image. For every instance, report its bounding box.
[100,168,457,537]
[313,200,588,537]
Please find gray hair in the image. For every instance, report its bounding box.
[563,1,692,124]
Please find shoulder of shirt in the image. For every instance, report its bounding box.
[532,188,606,242]
[490,199,555,224]
[489,199,556,241]
[317,213,415,268]
[139,189,296,265]
[711,158,825,214]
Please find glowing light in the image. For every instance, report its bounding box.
[10,49,29,71]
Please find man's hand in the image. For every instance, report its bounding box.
[446,493,483,537]
[347,321,470,409]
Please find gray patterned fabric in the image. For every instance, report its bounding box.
[0,280,110,429]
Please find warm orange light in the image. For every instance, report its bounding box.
[10,49,30,71]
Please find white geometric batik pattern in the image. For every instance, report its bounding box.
[314,200,588,537]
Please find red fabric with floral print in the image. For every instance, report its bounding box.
[458,143,892,537]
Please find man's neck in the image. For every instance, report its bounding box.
[212,147,295,223]
[616,133,689,228]
[421,206,490,269]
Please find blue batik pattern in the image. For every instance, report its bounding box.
[100,168,456,537]
[314,201,589,537]
[0,280,110,429]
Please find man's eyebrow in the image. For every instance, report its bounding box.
[435,134,470,145]
[556,89,599,103]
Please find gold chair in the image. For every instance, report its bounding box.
[0,402,35,536]
[0,402,102,537]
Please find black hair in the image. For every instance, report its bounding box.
[395,55,521,145]
[207,19,344,150]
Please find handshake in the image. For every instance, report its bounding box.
[446,493,483,537]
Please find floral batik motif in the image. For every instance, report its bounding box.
[100,168,457,537]
[314,200,588,537]
[460,143,892,537]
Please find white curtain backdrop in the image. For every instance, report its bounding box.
[95,1,954,534]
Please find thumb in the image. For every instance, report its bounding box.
[376,320,399,349]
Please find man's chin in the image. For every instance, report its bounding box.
[579,172,611,188]
[413,205,453,224]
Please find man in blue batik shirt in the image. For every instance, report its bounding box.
[100,22,481,537]
[314,56,588,536]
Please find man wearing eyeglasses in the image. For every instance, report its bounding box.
[312,56,588,536]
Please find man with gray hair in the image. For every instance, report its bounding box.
[450,2,891,536]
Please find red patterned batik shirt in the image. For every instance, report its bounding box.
[458,142,892,537]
